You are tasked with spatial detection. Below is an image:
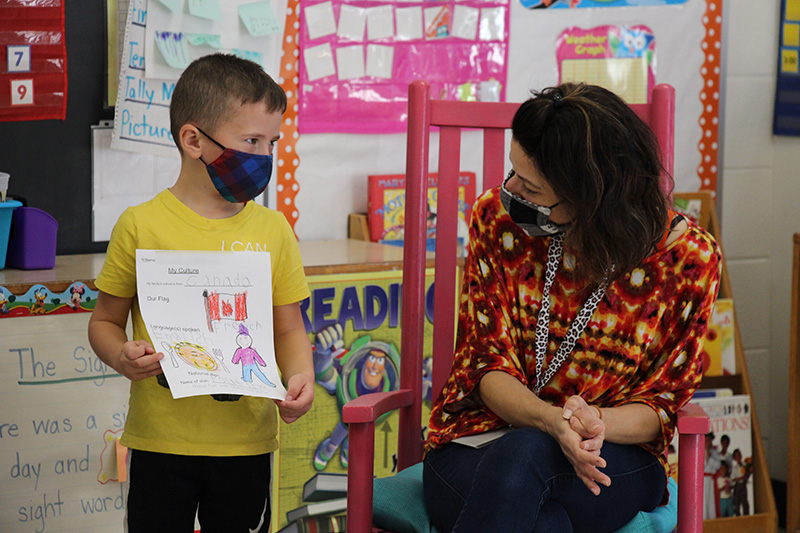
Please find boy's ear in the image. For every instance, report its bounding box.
[180,124,203,160]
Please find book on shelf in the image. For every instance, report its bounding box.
[302,472,348,502]
[673,196,703,224]
[668,394,753,519]
[367,172,477,251]
[285,497,347,524]
[277,514,347,533]
[692,387,734,400]
[702,298,736,376]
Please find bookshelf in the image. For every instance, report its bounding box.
[675,192,778,533]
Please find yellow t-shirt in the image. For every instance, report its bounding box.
[95,190,310,456]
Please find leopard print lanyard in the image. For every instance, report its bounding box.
[533,233,608,394]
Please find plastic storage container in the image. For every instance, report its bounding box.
[6,207,58,270]
[0,200,22,269]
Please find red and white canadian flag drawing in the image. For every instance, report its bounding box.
[204,290,247,332]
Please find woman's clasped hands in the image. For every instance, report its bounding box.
[554,395,611,496]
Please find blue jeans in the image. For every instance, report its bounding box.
[423,428,666,533]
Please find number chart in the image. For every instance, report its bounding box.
[0,1,67,122]
[775,0,800,135]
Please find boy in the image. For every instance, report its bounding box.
[88,54,314,532]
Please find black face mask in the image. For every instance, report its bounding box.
[499,170,571,236]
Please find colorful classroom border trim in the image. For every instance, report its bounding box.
[0,282,97,318]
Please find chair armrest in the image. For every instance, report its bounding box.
[342,389,415,424]
[675,402,710,533]
[344,389,415,533]
[677,402,711,435]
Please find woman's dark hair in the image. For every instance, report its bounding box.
[511,82,670,284]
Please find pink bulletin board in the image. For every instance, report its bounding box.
[298,0,510,134]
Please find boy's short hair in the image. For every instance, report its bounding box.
[170,53,287,153]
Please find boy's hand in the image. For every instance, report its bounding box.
[116,340,164,381]
[275,373,314,424]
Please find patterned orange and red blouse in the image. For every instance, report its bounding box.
[426,189,722,490]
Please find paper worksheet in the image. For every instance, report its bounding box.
[136,249,286,400]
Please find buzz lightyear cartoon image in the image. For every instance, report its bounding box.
[312,324,400,471]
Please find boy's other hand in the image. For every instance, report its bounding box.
[275,373,314,424]
[117,340,164,381]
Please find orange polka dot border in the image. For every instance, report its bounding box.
[277,0,300,232]
[699,0,722,197]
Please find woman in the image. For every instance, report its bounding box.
[423,83,721,533]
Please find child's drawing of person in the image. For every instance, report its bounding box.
[232,324,276,388]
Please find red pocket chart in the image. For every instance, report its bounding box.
[0,0,67,122]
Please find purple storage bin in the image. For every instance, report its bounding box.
[6,207,58,270]
[0,200,22,269]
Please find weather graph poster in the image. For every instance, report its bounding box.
[557,25,656,105]
[136,249,285,400]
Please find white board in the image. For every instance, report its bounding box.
[91,123,180,242]
[0,314,130,533]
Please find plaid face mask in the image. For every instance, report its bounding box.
[196,127,273,203]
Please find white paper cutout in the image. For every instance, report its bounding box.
[452,5,479,40]
[158,0,182,13]
[305,1,337,40]
[336,45,365,80]
[238,1,281,36]
[366,5,394,41]
[479,7,505,41]
[304,42,336,81]
[394,6,422,41]
[366,44,393,79]
[187,0,221,21]
[185,33,223,47]
[337,5,367,41]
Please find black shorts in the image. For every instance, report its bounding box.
[126,449,271,533]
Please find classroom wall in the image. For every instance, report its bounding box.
[718,0,800,484]
[0,0,794,488]
[0,1,114,255]
[294,1,709,241]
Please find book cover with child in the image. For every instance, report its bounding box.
[701,298,736,376]
[687,394,753,520]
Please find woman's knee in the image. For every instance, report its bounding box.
[477,428,568,489]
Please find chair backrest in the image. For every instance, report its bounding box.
[397,79,676,471]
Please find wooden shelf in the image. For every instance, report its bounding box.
[675,192,778,533]
[788,234,800,533]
